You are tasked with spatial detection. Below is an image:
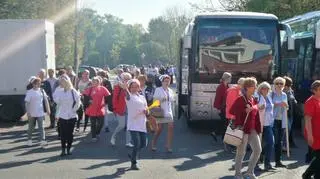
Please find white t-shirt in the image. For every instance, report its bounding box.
[126,93,147,133]
[25,88,46,117]
[153,87,174,120]
[53,88,81,119]
[78,80,91,94]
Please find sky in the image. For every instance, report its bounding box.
[86,0,217,28]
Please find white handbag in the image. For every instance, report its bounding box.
[223,97,250,147]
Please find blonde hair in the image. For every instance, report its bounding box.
[243,77,257,90]
[257,81,271,93]
[120,72,132,81]
[59,75,73,91]
[273,77,286,85]
[237,77,245,86]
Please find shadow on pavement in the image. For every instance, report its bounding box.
[0,113,310,178]
[87,167,129,179]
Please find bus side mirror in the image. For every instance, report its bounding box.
[183,35,191,49]
[316,22,320,49]
[280,23,295,51]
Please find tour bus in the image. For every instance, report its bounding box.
[177,12,294,127]
[281,11,320,103]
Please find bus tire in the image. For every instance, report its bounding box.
[0,96,25,122]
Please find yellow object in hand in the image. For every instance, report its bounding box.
[148,100,160,110]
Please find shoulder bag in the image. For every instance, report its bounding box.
[223,96,250,147]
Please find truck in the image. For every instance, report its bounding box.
[0,19,55,122]
[177,12,294,128]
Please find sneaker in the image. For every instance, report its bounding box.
[27,140,32,146]
[275,162,287,168]
[75,128,80,132]
[110,137,115,146]
[130,164,139,170]
[264,164,276,171]
[254,165,263,172]
[92,138,98,142]
[234,175,242,179]
[126,143,134,148]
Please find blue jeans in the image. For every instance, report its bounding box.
[263,126,274,166]
[130,131,147,165]
[273,120,283,163]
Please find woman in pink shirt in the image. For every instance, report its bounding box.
[83,77,110,141]
[226,78,245,120]
[224,78,245,152]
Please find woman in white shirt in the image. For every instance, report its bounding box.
[256,82,275,171]
[151,75,175,152]
[53,75,81,156]
[25,77,50,147]
[125,79,148,170]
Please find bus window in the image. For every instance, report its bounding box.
[304,43,313,79]
[296,43,305,85]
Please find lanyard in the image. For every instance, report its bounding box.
[161,87,170,108]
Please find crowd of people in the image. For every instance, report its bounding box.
[24,65,175,170]
[213,72,320,179]
[23,64,320,177]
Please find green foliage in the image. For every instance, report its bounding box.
[0,1,191,68]
[78,6,191,67]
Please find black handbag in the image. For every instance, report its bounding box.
[83,88,93,109]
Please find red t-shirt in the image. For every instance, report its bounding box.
[83,86,110,117]
[304,96,320,150]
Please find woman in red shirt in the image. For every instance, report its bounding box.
[230,77,262,179]
[83,77,110,141]
[110,72,133,147]
[303,80,320,179]
[212,72,232,141]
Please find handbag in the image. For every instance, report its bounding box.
[41,89,51,115]
[223,96,250,147]
[150,106,165,118]
[83,87,93,109]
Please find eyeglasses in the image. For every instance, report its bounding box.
[275,83,284,86]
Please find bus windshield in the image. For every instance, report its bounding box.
[195,19,278,82]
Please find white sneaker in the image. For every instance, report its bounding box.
[40,141,47,147]
[110,137,115,146]
[27,140,32,146]
[126,143,134,148]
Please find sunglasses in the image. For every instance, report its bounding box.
[275,83,284,86]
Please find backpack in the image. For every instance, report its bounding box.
[71,89,80,110]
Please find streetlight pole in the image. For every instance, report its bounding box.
[74,0,79,75]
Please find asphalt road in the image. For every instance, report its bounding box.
[0,76,310,179]
[0,111,310,179]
